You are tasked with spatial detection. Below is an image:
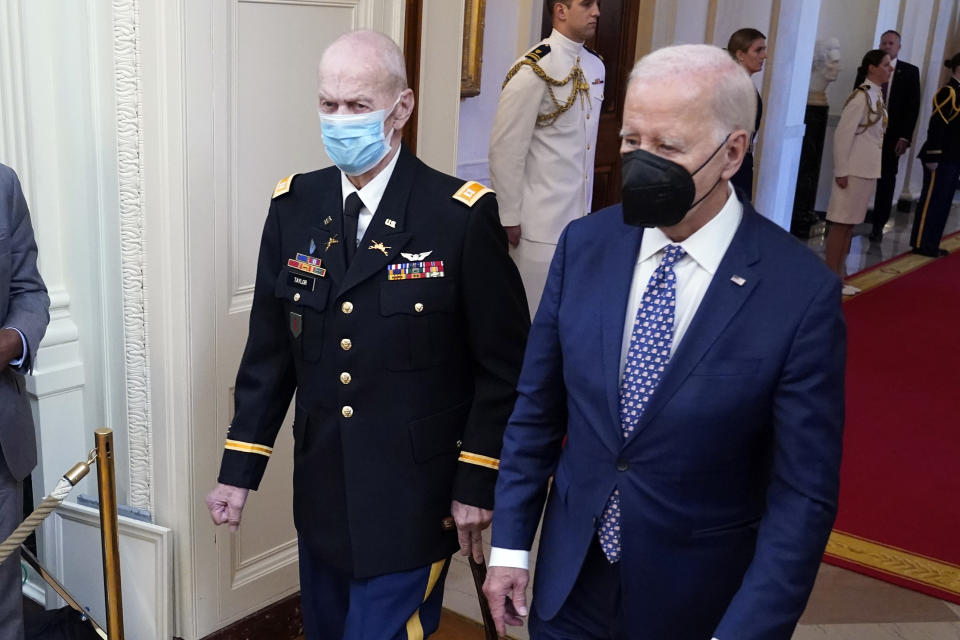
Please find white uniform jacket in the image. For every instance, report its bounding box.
[489,29,605,244]
[833,79,886,179]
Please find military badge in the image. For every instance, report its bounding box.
[387,260,445,280]
[287,253,327,277]
[369,240,391,256]
[289,312,302,338]
[287,271,316,291]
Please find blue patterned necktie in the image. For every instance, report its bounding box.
[598,243,686,563]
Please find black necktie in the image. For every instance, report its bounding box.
[343,192,363,265]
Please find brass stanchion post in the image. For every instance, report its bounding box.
[95,428,125,639]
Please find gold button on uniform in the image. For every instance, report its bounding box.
[586,113,591,120]
[293,292,301,302]
[340,372,352,384]
[341,406,353,418]
[341,301,354,314]
[414,303,424,313]
[340,338,352,351]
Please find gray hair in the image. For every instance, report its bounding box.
[319,30,408,96]
[628,44,758,138]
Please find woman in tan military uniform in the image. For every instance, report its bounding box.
[825,49,892,295]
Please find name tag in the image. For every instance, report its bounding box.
[287,271,316,291]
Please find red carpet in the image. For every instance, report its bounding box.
[824,249,960,603]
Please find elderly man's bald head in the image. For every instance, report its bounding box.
[318,30,408,101]
[627,44,757,140]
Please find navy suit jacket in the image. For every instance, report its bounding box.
[492,200,846,639]
[0,164,49,481]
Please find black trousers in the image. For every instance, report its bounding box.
[911,162,960,253]
[871,137,902,235]
[0,446,25,640]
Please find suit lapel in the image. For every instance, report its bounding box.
[339,146,416,295]
[600,219,644,443]
[627,206,762,441]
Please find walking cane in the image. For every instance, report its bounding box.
[442,517,499,640]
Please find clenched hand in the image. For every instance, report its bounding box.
[206,483,250,532]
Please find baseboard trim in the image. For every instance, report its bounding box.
[196,594,303,640]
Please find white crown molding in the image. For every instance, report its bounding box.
[113,0,154,513]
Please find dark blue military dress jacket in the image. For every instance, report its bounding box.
[217,145,529,578]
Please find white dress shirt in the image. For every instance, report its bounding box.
[340,145,402,245]
[489,185,744,573]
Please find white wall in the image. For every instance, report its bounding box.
[457,0,521,184]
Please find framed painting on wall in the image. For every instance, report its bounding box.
[461,0,486,97]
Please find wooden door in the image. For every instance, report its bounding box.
[542,0,641,210]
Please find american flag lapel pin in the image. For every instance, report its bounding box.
[730,275,746,286]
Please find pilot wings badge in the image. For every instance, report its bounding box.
[401,251,433,261]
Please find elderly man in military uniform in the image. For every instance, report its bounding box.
[205,30,529,640]
[489,0,605,317]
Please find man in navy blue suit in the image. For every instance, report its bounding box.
[483,44,846,640]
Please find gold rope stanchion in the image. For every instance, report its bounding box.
[95,428,124,640]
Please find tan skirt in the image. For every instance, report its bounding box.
[826,176,876,224]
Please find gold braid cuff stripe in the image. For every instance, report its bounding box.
[225,438,273,457]
[826,530,960,596]
[458,451,500,470]
[502,58,591,128]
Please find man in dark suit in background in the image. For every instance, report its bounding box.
[205,30,529,640]
[0,163,50,640]
[484,44,846,640]
[856,29,921,241]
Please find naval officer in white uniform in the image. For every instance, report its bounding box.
[489,0,605,317]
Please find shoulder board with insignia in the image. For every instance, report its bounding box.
[584,44,603,62]
[525,44,551,63]
[452,181,494,207]
[273,174,297,199]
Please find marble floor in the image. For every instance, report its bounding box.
[804,198,960,276]
[436,561,960,639]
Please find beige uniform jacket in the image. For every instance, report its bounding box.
[833,80,886,179]
[489,29,605,244]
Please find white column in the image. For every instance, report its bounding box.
[755,0,823,230]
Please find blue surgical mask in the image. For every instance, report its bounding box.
[319,95,402,176]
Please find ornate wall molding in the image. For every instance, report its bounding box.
[113,0,154,513]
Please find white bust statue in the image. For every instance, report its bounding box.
[809,37,842,106]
